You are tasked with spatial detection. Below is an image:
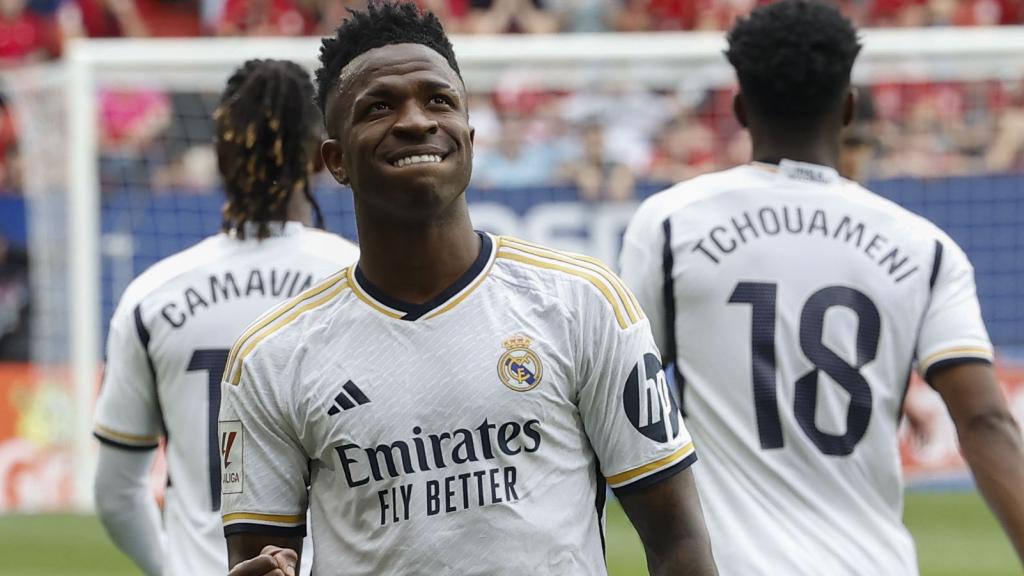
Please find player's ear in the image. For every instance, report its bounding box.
[842,87,857,128]
[321,139,350,186]
[733,93,748,128]
[469,126,475,154]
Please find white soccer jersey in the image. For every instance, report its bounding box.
[218,233,695,576]
[94,222,358,576]
[620,160,993,576]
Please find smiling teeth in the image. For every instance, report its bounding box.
[394,154,442,168]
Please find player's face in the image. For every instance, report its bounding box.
[322,43,474,222]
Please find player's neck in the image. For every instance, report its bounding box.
[354,205,482,306]
[285,190,313,226]
[750,135,841,171]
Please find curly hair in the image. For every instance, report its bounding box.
[726,0,862,125]
[214,59,324,240]
[315,0,461,117]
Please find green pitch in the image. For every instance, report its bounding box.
[0,492,1015,575]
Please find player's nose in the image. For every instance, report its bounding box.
[392,101,439,139]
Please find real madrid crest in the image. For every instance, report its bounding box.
[498,334,543,392]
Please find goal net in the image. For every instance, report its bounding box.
[5,28,1024,510]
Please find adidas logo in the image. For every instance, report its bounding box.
[327,380,371,415]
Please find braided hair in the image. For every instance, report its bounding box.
[214,59,325,240]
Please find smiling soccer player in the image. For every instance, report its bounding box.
[218,3,717,575]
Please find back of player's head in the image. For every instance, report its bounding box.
[214,58,324,240]
[315,0,461,116]
[726,0,862,128]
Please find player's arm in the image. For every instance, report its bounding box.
[575,273,717,574]
[93,300,166,575]
[220,343,310,575]
[930,362,1024,563]
[918,237,1024,564]
[618,467,717,576]
[94,445,165,576]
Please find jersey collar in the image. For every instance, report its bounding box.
[750,160,842,186]
[348,232,496,321]
[226,221,307,239]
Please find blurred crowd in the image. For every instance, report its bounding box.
[2,0,1024,197]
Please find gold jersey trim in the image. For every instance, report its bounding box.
[222,512,305,526]
[226,273,350,386]
[500,236,643,323]
[606,442,695,487]
[496,239,641,329]
[94,425,160,445]
[920,346,993,371]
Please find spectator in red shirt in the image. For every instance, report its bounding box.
[217,0,314,35]
[0,0,54,66]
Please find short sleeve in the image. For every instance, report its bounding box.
[93,302,162,450]
[916,238,994,382]
[577,286,696,497]
[620,203,670,355]
[219,350,309,538]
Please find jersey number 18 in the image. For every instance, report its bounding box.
[729,282,881,456]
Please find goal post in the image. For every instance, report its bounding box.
[6,26,1024,511]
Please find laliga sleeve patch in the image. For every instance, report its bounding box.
[220,420,244,495]
[622,353,682,443]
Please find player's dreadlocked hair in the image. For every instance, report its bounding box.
[214,59,325,240]
[315,0,461,118]
[726,0,862,126]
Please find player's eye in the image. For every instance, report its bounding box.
[370,102,391,112]
[430,95,454,107]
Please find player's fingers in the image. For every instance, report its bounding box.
[227,554,279,576]
[269,548,299,576]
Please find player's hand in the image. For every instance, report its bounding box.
[227,546,298,576]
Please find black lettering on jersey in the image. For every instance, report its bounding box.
[160,268,321,329]
[879,246,911,277]
[758,207,781,235]
[476,419,497,459]
[366,441,416,481]
[185,287,209,316]
[522,420,542,453]
[497,422,521,456]
[209,272,241,304]
[808,209,828,236]
[709,226,736,254]
[864,233,887,259]
[833,216,865,247]
[422,466,518,521]
[270,270,292,297]
[451,429,478,464]
[690,205,920,283]
[294,274,314,295]
[161,303,186,328]
[287,272,302,297]
[731,212,759,244]
[245,269,266,297]
[335,419,544,489]
[783,206,804,233]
